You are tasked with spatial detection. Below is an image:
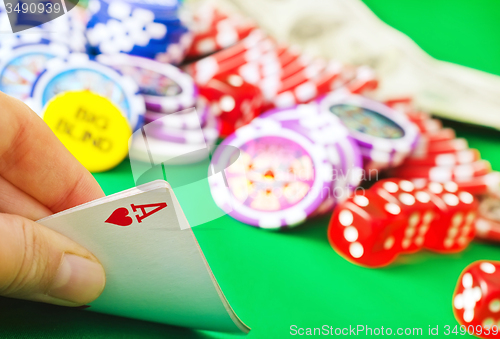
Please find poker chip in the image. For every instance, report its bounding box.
[128,132,217,165]
[86,0,190,63]
[43,91,132,172]
[475,195,500,243]
[475,218,500,243]
[96,53,197,113]
[27,53,145,131]
[0,5,88,53]
[144,102,218,144]
[259,103,363,197]
[186,30,268,85]
[128,107,219,165]
[402,149,480,167]
[411,138,469,158]
[452,172,500,196]
[209,118,333,229]
[412,118,442,134]
[185,4,258,59]
[319,91,419,155]
[0,43,71,101]
[144,96,209,129]
[318,91,419,172]
[391,160,492,182]
[360,148,393,171]
[419,128,455,143]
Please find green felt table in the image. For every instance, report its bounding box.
[1,1,500,338]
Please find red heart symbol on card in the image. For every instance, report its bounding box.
[105,207,133,226]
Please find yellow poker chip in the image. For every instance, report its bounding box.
[43,91,132,173]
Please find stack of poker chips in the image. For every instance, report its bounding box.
[384,98,500,197]
[317,90,420,172]
[184,11,378,137]
[208,103,363,229]
[86,0,192,64]
[97,54,221,165]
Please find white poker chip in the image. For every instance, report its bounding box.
[27,53,145,130]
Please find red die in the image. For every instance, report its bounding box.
[370,179,439,254]
[453,261,500,338]
[198,73,263,137]
[423,181,477,253]
[328,190,407,268]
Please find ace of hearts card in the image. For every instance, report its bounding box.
[38,180,249,333]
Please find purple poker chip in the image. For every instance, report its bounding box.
[359,146,408,172]
[208,118,332,229]
[143,105,219,144]
[96,53,197,113]
[144,97,209,130]
[360,147,392,171]
[259,103,363,214]
[318,90,419,157]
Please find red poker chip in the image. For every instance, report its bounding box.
[391,160,492,182]
[402,149,480,167]
[276,45,301,68]
[420,128,456,143]
[280,57,325,81]
[412,118,442,133]
[214,41,275,76]
[190,5,229,34]
[186,16,257,58]
[475,218,500,243]
[456,172,500,196]
[345,66,378,94]
[186,32,270,84]
[406,111,431,123]
[313,62,350,94]
[475,194,500,243]
[410,172,500,196]
[272,61,346,106]
[384,97,413,113]
[411,138,469,157]
[215,35,273,66]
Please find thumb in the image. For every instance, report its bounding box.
[0,213,106,306]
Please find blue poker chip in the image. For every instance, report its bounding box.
[85,0,190,63]
[27,53,145,131]
[0,42,71,101]
[0,5,87,53]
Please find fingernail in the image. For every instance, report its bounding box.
[49,254,105,305]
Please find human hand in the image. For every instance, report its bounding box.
[0,92,106,307]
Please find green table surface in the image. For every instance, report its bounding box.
[1,1,500,338]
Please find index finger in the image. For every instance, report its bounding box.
[0,92,105,213]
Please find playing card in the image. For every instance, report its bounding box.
[37,180,249,333]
